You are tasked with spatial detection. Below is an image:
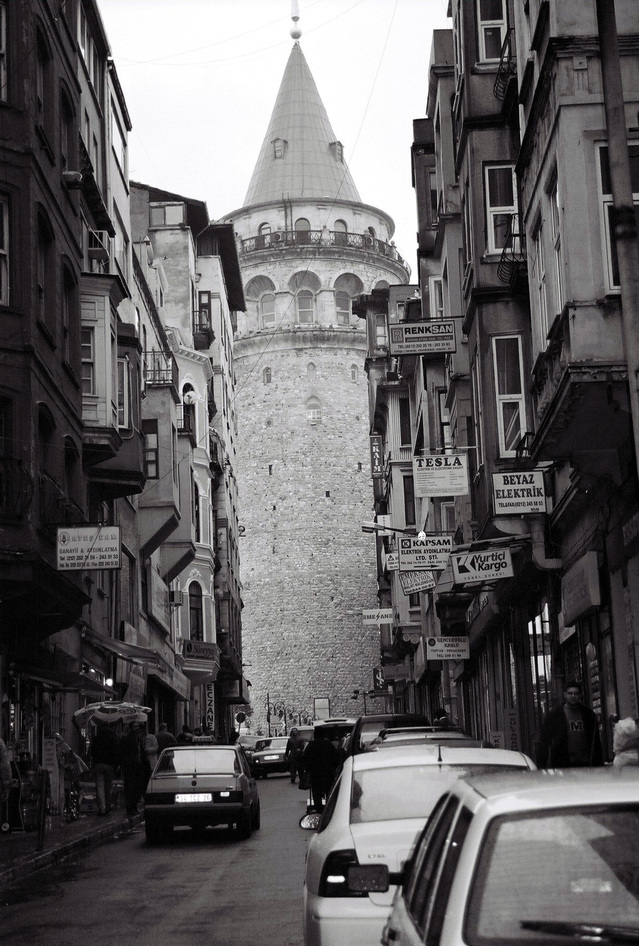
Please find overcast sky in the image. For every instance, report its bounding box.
[98,0,450,272]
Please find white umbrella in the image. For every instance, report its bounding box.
[73,701,152,727]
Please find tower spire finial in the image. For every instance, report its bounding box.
[290,0,302,41]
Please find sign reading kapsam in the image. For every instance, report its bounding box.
[398,535,452,571]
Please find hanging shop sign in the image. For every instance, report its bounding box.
[561,550,601,625]
[492,470,546,515]
[362,608,394,625]
[413,454,468,497]
[57,525,121,571]
[398,535,453,571]
[398,570,437,595]
[426,636,470,660]
[452,547,514,583]
[369,435,384,478]
[389,320,456,355]
[384,551,399,571]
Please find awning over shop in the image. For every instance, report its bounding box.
[83,628,160,666]
[13,664,117,697]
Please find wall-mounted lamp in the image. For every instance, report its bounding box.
[361,521,427,542]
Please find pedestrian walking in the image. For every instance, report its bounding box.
[303,729,340,813]
[536,680,604,768]
[156,722,177,752]
[120,722,148,816]
[612,717,639,768]
[285,728,305,784]
[0,736,12,806]
[90,722,120,815]
[143,726,159,773]
[177,724,193,744]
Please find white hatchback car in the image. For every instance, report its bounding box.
[300,743,536,946]
[382,767,639,946]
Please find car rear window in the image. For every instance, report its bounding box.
[466,805,639,943]
[156,748,240,775]
[350,765,526,824]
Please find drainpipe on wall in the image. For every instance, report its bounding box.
[495,516,562,571]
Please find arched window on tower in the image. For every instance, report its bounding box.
[336,290,351,325]
[350,364,358,383]
[189,582,204,641]
[306,396,322,426]
[263,367,272,384]
[257,222,271,249]
[334,219,348,247]
[295,217,311,245]
[307,362,316,381]
[261,292,275,327]
[297,290,314,324]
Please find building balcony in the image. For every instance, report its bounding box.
[0,458,34,520]
[496,214,527,293]
[38,473,87,533]
[192,310,215,351]
[180,638,221,685]
[493,28,518,110]
[239,229,410,277]
[0,548,89,639]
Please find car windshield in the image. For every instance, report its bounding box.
[258,737,288,751]
[350,765,526,824]
[466,805,639,943]
[155,748,240,775]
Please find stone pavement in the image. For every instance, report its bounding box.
[0,808,144,888]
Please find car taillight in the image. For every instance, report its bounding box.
[318,849,365,898]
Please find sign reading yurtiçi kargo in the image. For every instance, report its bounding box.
[398,535,453,571]
[413,454,468,497]
[57,525,121,571]
[452,547,514,583]
[398,570,437,595]
[427,636,470,660]
[492,470,546,515]
[389,320,456,356]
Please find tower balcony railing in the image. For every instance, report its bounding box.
[240,229,410,275]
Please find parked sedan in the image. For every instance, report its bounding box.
[300,743,536,946]
[344,714,432,756]
[382,768,639,946]
[144,744,260,842]
[250,735,290,778]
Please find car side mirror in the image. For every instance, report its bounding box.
[347,864,389,893]
[299,812,322,830]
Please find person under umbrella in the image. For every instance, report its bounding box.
[120,721,149,817]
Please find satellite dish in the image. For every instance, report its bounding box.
[183,390,197,405]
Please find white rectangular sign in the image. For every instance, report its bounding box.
[413,454,468,497]
[398,536,453,571]
[388,320,456,356]
[426,636,470,660]
[452,547,514,583]
[492,470,546,515]
[398,570,437,595]
[362,608,394,625]
[385,551,399,571]
[57,525,121,571]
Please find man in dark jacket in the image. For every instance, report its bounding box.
[536,681,604,767]
[120,722,148,816]
[90,722,120,815]
[303,730,340,812]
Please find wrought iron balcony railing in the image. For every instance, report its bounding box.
[494,28,517,102]
[0,457,34,519]
[497,214,527,286]
[239,229,410,274]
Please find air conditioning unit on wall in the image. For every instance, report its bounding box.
[169,590,184,607]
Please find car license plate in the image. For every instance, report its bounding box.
[263,755,279,761]
[175,793,212,803]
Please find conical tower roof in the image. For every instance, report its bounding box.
[243,42,361,206]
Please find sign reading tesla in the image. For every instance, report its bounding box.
[452,547,514,583]
[426,637,470,660]
[492,470,546,515]
[398,535,453,571]
[389,321,456,355]
[57,525,121,571]
[413,454,468,497]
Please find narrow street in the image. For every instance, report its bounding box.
[0,777,310,946]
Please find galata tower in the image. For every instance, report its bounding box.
[223,22,409,734]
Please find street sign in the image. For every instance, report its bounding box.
[398,570,437,595]
[373,668,386,691]
[398,535,452,571]
[426,636,470,660]
[370,435,384,478]
[492,470,546,515]
[57,525,121,571]
[452,547,514,583]
[362,608,394,625]
[413,454,468,497]
[388,320,456,355]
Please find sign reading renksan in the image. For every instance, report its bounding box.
[57,525,121,571]
[492,470,546,515]
[452,547,514,583]
[389,321,456,355]
[413,454,468,497]
[398,535,453,571]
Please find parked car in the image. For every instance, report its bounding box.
[371,727,491,750]
[144,744,260,843]
[382,768,639,946]
[300,743,536,946]
[344,714,432,756]
[250,735,290,778]
[237,734,260,767]
[312,717,358,746]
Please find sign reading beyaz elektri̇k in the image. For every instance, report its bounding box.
[398,535,453,571]
[413,454,468,497]
[492,470,546,515]
[452,547,514,583]
[388,320,456,355]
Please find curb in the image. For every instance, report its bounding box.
[0,814,144,889]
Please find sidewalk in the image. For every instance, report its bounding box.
[0,809,144,889]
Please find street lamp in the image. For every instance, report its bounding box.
[362,521,427,541]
